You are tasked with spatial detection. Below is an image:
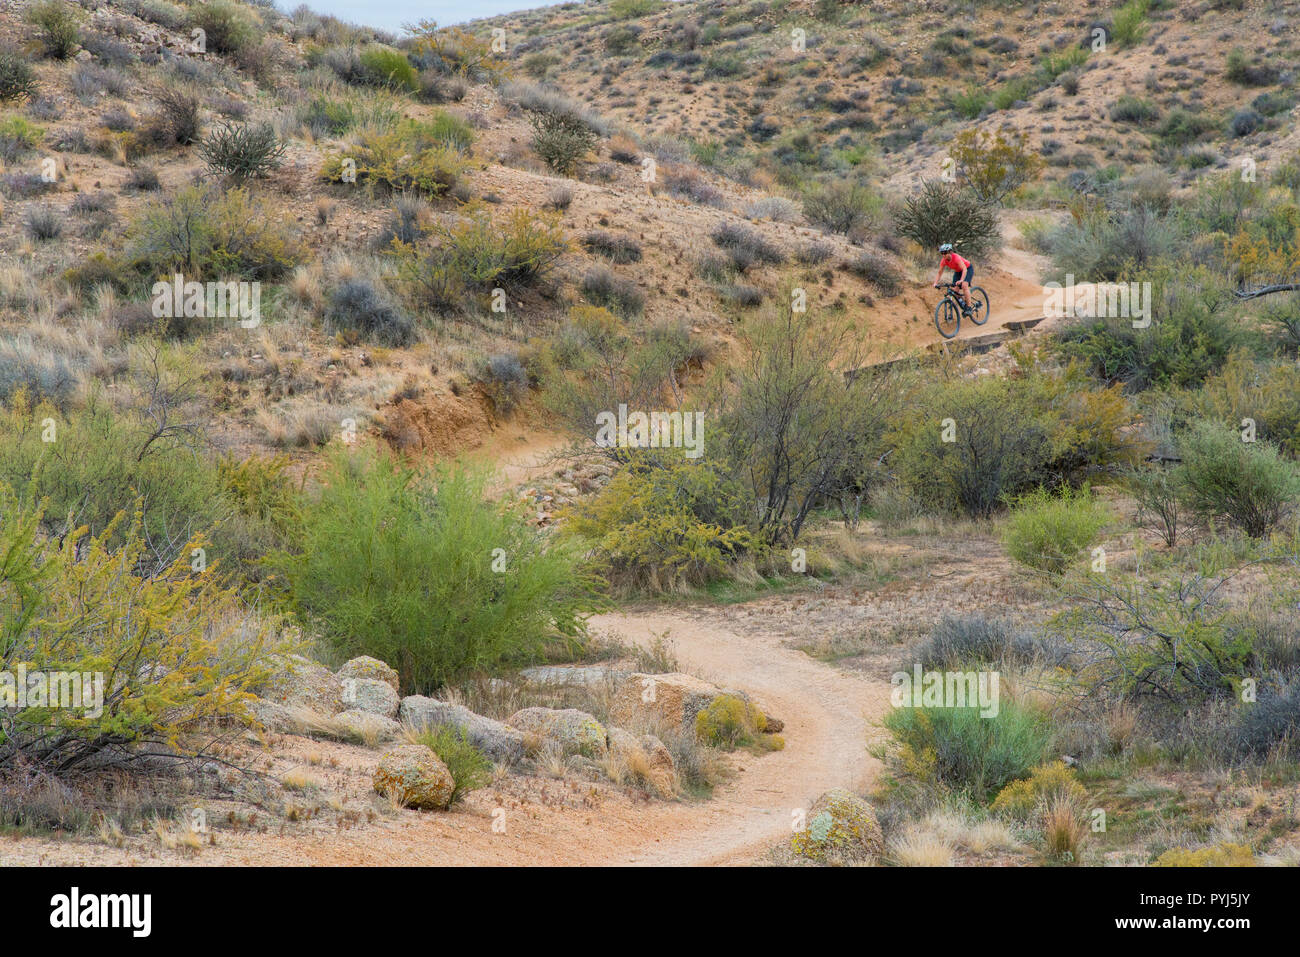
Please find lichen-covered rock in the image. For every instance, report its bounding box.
[518,665,630,687]
[608,726,676,797]
[608,672,779,738]
[373,745,454,810]
[640,733,675,779]
[507,707,607,758]
[337,656,400,694]
[341,677,400,718]
[261,654,343,715]
[399,696,527,764]
[332,709,402,744]
[791,789,883,864]
[247,697,300,733]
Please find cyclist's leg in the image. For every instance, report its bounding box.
[959,267,973,309]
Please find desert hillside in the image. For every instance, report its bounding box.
[0,0,1298,882]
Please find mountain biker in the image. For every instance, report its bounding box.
[933,243,974,315]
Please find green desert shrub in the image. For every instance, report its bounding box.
[1156,108,1218,147]
[1002,485,1111,576]
[1110,95,1160,126]
[1193,354,1300,458]
[801,180,883,237]
[1108,0,1150,48]
[0,116,44,161]
[694,694,768,750]
[887,365,1141,517]
[0,50,39,102]
[325,278,415,346]
[1125,464,1186,547]
[299,96,360,137]
[191,0,260,55]
[884,702,1052,802]
[563,455,759,592]
[716,301,903,543]
[1225,47,1279,87]
[1055,567,1263,702]
[214,452,302,583]
[322,117,469,197]
[400,208,567,310]
[0,483,274,773]
[275,449,593,693]
[357,45,418,91]
[540,306,699,453]
[416,726,493,803]
[24,1,82,60]
[950,84,989,120]
[1054,272,1244,392]
[1175,421,1300,538]
[0,391,228,575]
[124,184,302,283]
[609,0,663,18]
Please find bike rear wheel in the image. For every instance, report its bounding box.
[968,286,990,326]
[934,297,960,339]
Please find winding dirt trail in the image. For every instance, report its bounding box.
[588,610,890,865]
[0,603,890,868]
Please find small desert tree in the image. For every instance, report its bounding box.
[948,128,1044,205]
[0,486,274,772]
[24,0,82,60]
[714,292,900,544]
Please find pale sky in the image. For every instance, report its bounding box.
[282,0,568,33]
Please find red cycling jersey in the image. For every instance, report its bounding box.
[940,252,971,274]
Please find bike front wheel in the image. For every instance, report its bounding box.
[934,297,960,339]
[968,286,990,326]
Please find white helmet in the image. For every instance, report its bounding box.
[938,243,953,253]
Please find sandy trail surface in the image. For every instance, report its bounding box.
[1,604,889,867]
[586,610,889,865]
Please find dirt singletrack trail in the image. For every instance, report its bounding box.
[1,602,890,868]
[587,609,891,865]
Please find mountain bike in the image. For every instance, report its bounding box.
[933,281,990,339]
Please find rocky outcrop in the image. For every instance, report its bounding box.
[337,656,400,695]
[608,672,779,737]
[341,677,400,718]
[507,707,608,758]
[399,696,527,764]
[373,745,454,810]
[332,709,402,744]
[260,654,344,715]
[608,726,676,797]
[518,665,629,687]
[791,789,883,864]
[247,698,302,734]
